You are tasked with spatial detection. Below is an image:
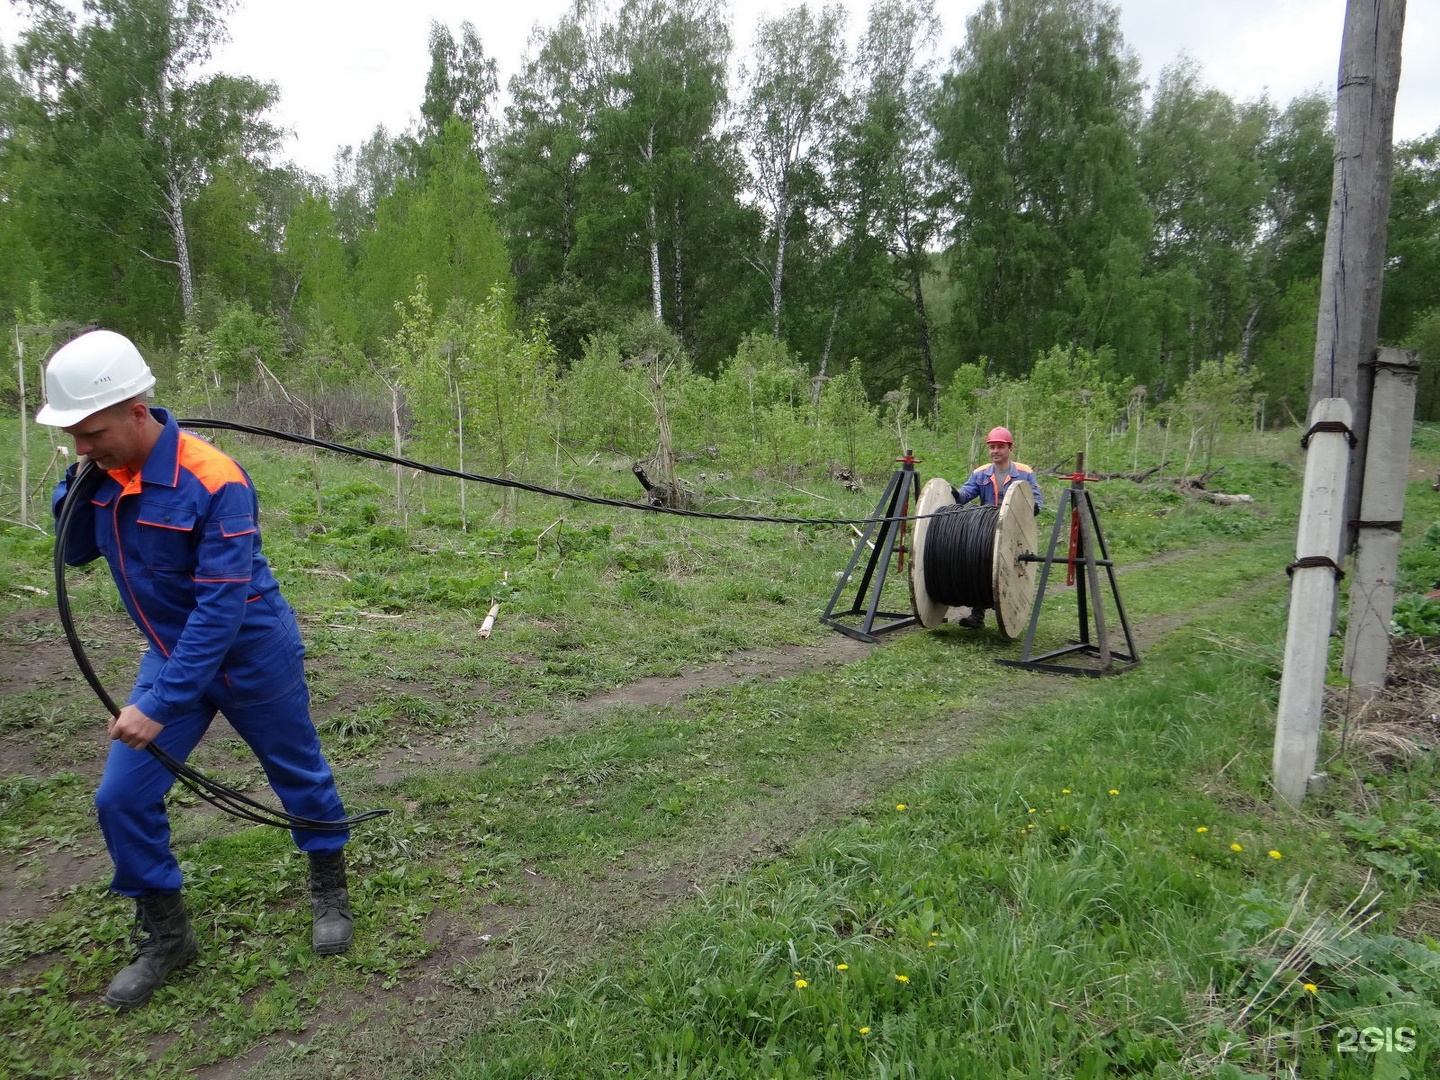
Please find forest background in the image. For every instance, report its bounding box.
[1,0,1438,478]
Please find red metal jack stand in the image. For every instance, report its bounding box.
[997,452,1139,676]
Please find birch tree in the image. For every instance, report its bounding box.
[10,0,278,323]
[741,4,847,338]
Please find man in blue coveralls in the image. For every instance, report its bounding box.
[950,425,1044,629]
[37,329,354,1011]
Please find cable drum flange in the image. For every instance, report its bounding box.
[908,479,1036,639]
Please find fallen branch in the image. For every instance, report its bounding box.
[1202,492,1254,505]
[303,568,352,582]
[479,602,500,639]
[1050,462,1169,482]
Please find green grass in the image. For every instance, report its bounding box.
[440,600,1440,1080]
[2,418,1439,1079]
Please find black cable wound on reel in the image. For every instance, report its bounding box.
[52,460,389,832]
[922,504,999,610]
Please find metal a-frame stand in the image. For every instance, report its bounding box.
[997,453,1139,676]
[820,453,921,643]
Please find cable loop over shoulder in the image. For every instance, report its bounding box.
[1299,420,1357,450]
[1286,555,1345,581]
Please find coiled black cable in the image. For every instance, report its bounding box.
[921,504,999,610]
[53,461,390,833]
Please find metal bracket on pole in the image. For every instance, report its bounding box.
[996,452,1139,677]
[820,452,921,643]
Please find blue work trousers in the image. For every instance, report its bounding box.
[95,633,348,896]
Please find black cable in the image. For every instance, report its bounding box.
[53,461,389,833]
[922,504,999,610]
[178,418,940,527]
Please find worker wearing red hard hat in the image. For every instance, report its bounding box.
[949,425,1044,629]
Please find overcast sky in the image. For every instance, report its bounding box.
[2,0,1436,178]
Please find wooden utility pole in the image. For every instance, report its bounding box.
[1276,0,1405,806]
[1308,0,1407,554]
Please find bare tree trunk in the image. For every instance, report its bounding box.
[165,174,195,317]
[671,204,686,350]
[771,191,789,338]
[648,202,663,322]
[813,297,843,406]
[908,259,938,423]
[1309,0,1406,553]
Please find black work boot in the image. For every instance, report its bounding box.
[309,850,354,955]
[956,607,986,629]
[103,892,199,1011]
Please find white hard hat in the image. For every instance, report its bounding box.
[34,330,156,427]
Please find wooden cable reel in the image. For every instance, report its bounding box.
[908,478,1038,639]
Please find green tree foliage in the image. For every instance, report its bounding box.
[1381,132,1440,354]
[355,118,512,350]
[281,190,360,361]
[390,279,557,524]
[818,361,876,473]
[420,20,499,155]
[827,0,945,415]
[742,3,847,339]
[8,0,279,332]
[933,0,1150,379]
[1137,60,1271,392]
[1176,353,1258,473]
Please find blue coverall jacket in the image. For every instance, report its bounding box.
[55,407,345,895]
[952,461,1045,512]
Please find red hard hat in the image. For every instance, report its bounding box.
[986,426,1014,446]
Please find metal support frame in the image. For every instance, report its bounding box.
[820,453,921,643]
[997,454,1138,677]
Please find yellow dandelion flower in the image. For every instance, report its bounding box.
[794,978,808,989]
[1269,850,1283,860]
[896,803,907,811]
[1230,843,1243,852]
[930,932,940,937]
[927,941,937,948]
[793,971,802,976]
[894,974,909,983]
[1108,789,1120,796]
[1026,823,1036,830]
[836,963,848,971]
[1303,983,1318,993]
[1028,808,1037,814]
[1196,827,1209,834]
[859,1027,871,1035]
[1062,789,1071,795]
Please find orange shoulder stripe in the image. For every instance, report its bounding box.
[177,432,249,494]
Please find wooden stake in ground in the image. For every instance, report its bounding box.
[15,325,28,530]
[1343,349,1420,700]
[1274,398,1352,807]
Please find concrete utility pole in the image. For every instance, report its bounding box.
[1308,0,1407,554]
[1275,399,1353,807]
[1343,348,1421,699]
